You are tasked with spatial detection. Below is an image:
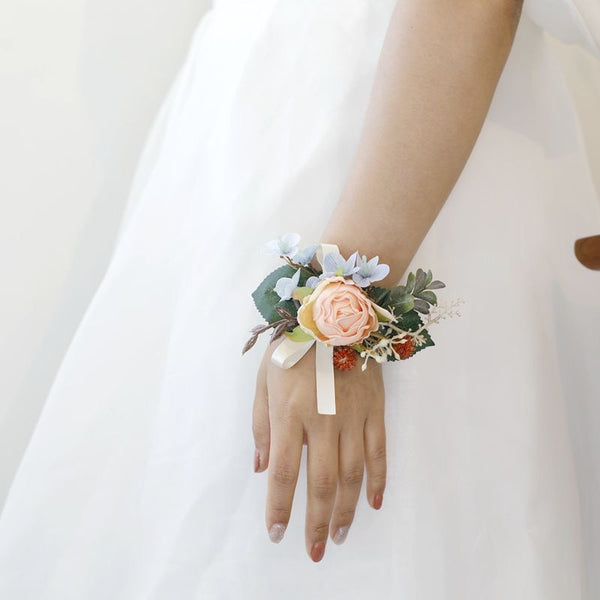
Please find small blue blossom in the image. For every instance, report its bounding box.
[274,268,301,301]
[293,244,318,266]
[352,254,390,287]
[263,232,301,258]
[322,251,360,278]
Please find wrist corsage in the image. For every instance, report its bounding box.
[243,233,464,415]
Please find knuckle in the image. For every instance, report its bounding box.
[368,445,387,463]
[340,465,364,488]
[311,522,330,538]
[312,473,337,500]
[271,463,297,488]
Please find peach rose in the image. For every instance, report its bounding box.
[297,276,394,346]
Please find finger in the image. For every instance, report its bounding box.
[329,425,364,545]
[265,415,303,544]
[252,359,270,473]
[305,419,339,562]
[364,405,387,510]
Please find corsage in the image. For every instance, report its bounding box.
[242,233,464,415]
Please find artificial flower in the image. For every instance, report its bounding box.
[263,232,301,258]
[297,276,393,345]
[321,251,360,278]
[274,268,301,301]
[352,254,390,287]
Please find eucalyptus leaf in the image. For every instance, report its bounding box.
[405,272,416,294]
[389,285,407,300]
[414,268,427,293]
[368,286,390,306]
[415,290,437,305]
[428,280,446,289]
[424,269,433,288]
[388,292,414,314]
[413,298,430,314]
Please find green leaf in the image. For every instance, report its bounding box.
[252,265,300,323]
[415,290,437,305]
[387,292,414,314]
[413,298,430,314]
[428,280,446,290]
[405,272,416,294]
[413,328,434,354]
[424,269,433,288]
[292,286,313,301]
[414,268,427,293]
[285,325,314,342]
[368,286,390,306]
[394,310,422,332]
[389,286,407,300]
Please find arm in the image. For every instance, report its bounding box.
[321,0,524,287]
[255,0,524,563]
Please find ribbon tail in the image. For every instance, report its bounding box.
[315,342,336,415]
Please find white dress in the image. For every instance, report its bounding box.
[1,1,599,598]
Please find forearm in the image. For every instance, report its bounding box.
[320,0,523,287]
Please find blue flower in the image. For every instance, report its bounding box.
[263,232,301,258]
[306,275,321,289]
[322,251,360,278]
[293,244,318,266]
[351,254,390,287]
[274,268,301,301]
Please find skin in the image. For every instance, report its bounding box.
[253,0,524,562]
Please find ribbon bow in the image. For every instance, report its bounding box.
[270,243,340,415]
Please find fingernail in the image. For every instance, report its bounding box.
[254,449,260,473]
[311,540,326,562]
[333,525,349,545]
[269,523,286,543]
[373,493,383,510]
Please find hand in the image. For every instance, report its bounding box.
[252,336,387,562]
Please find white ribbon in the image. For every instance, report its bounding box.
[270,243,339,415]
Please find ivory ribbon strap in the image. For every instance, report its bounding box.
[270,243,340,415]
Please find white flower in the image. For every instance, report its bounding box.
[351,255,390,287]
[274,268,301,301]
[321,251,360,277]
[293,244,318,266]
[262,233,301,258]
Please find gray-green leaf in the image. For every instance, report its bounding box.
[428,280,446,289]
[415,290,437,305]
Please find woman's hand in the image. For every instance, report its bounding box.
[252,337,386,562]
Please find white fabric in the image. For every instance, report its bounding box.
[1,1,599,598]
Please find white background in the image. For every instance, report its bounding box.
[0,0,212,506]
[0,0,599,571]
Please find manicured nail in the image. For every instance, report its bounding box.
[373,493,383,510]
[254,449,260,473]
[311,540,326,562]
[333,525,349,545]
[269,523,286,543]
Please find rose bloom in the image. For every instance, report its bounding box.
[297,276,393,346]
